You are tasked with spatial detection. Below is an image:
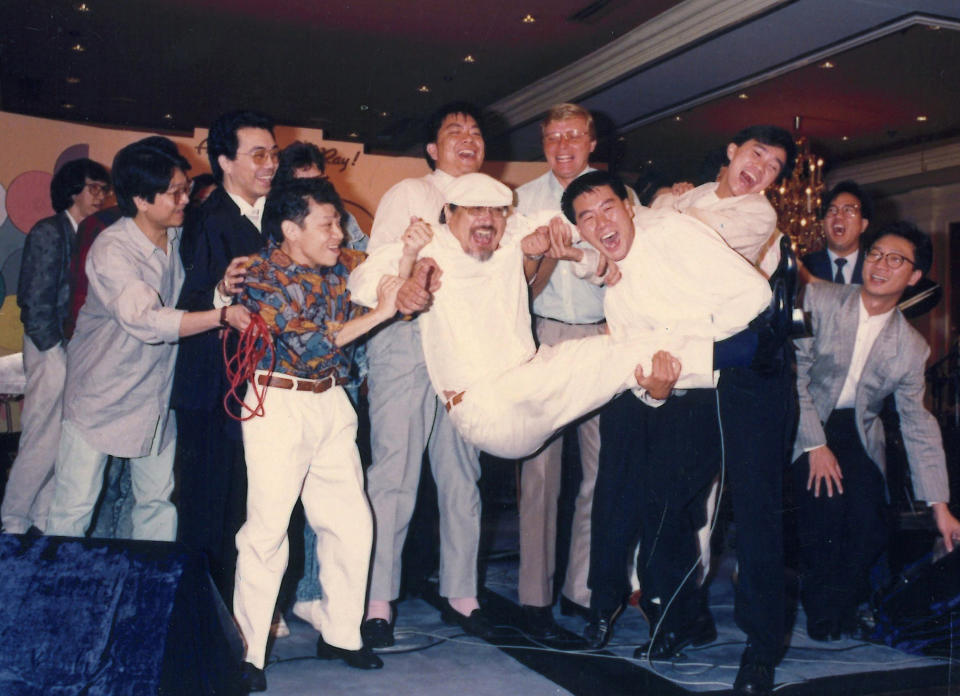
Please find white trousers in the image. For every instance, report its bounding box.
[449,333,713,459]
[233,380,372,669]
[1,338,65,533]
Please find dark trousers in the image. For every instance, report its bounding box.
[588,389,720,635]
[174,408,247,606]
[792,409,888,628]
[716,366,794,664]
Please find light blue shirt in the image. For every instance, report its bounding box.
[516,168,606,324]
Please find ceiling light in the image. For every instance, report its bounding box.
[673,115,682,122]
[522,14,535,23]
[348,132,359,138]
[66,76,80,84]
[163,113,173,120]
[75,2,91,12]
[417,84,430,93]
[71,43,85,52]
[646,159,653,165]
[359,104,369,111]
[819,60,835,69]
[379,111,389,117]
[841,135,849,141]
[62,102,75,109]
[916,115,928,122]
[463,55,476,63]
[737,93,749,100]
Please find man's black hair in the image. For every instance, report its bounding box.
[112,136,190,217]
[50,158,110,213]
[263,177,344,245]
[275,141,326,187]
[560,170,628,224]
[821,180,873,221]
[423,101,484,170]
[730,125,797,182]
[207,110,275,183]
[863,221,932,276]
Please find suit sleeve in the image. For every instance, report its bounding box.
[793,285,827,456]
[18,219,66,350]
[895,337,950,502]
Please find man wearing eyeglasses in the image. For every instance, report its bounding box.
[792,222,960,642]
[172,110,278,606]
[2,158,109,535]
[802,181,871,285]
[514,103,639,640]
[46,137,250,541]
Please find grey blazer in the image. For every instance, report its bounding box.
[17,211,75,351]
[793,282,949,503]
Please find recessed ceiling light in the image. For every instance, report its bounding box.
[916,115,928,122]
[927,24,941,31]
[463,55,476,63]
[71,43,85,52]
[348,132,359,138]
[62,102,75,109]
[163,113,173,120]
[646,159,653,165]
[841,135,849,141]
[737,93,749,100]
[75,2,91,12]
[522,14,535,23]
[819,60,835,69]
[380,111,389,117]
[359,104,369,111]
[673,115,682,122]
[417,84,430,93]
[66,76,80,84]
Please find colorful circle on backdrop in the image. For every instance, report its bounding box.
[7,171,54,234]
[55,144,91,175]
[0,183,7,228]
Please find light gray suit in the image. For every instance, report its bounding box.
[793,282,948,504]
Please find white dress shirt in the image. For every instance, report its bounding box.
[827,248,860,284]
[835,297,894,409]
[367,169,455,252]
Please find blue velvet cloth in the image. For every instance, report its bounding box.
[0,535,243,695]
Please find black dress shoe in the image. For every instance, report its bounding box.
[806,617,840,642]
[634,611,717,659]
[316,636,384,669]
[733,656,774,696]
[441,603,498,639]
[361,618,395,648]
[559,596,590,620]
[521,605,562,640]
[239,661,266,693]
[583,606,621,649]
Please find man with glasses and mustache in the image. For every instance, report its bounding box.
[2,158,109,536]
[802,181,872,284]
[792,222,960,643]
[172,110,278,606]
[46,137,250,541]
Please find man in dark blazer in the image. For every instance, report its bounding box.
[792,222,960,641]
[1,158,109,534]
[172,110,277,604]
[802,180,871,284]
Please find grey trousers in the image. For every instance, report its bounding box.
[518,318,603,607]
[365,319,481,601]
[1,337,64,533]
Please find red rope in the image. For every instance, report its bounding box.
[222,313,275,421]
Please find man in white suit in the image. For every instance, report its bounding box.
[793,221,960,642]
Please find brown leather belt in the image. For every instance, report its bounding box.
[444,391,465,412]
[256,373,347,394]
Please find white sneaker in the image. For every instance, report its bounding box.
[270,612,290,638]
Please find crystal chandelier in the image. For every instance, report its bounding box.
[766,126,826,256]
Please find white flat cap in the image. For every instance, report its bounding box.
[444,173,512,207]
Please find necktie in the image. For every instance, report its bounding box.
[834,257,847,284]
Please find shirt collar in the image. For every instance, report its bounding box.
[64,210,79,232]
[123,216,181,256]
[857,293,894,326]
[226,190,266,221]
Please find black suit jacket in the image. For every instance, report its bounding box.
[801,248,863,285]
[171,187,266,411]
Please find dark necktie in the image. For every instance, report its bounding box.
[834,257,847,284]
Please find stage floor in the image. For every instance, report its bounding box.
[260,504,958,696]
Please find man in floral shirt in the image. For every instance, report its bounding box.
[232,178,401,692]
